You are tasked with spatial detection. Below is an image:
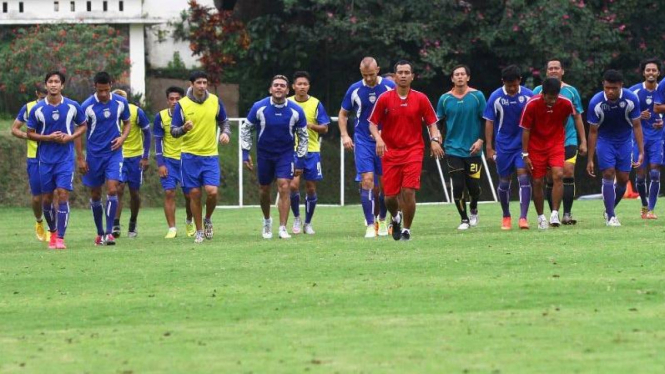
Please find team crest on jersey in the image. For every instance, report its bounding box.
[519,96,525,103]
[52,111,60,121]
[647,98,653,105]
[369,93,377,103]
[619,101,626,109]
[103,109,111,118]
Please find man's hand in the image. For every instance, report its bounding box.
[486,147,496,162]
[219,133,230,145]
[140,158,149,171]
[294,168,303,177]
[375,138,386,158]
[469,139,483,155]
[523,156,533,173]
[632,152,644,169]
[77,158,89,175]
[184,120,194,132]
[243,154,253,171]
[342,134,354,150]
[158,165,168,178]
[111,136,125,151]
[586,160,595,177]
[578,142,588,157]
[640,109,651,120]
[48,131,64,142]
[430,141,444,159]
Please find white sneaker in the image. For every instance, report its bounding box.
[292,216,302,234]
[538,215,549,230]
[279,225,291,239]
[194,231,205,243]
[262,218,273,239]
[457,221,470,230]
[606,216,621,227]
[365,225,377,238]
[549,210,561,227]
[469,213,479,227]
[303,223,315,235]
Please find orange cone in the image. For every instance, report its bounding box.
[624,181,640,199]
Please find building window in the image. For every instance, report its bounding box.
[86,1,91,11]
[54,1,59,11]
[119,0,123,11]
[2,2,7,13]
[18,1,23,12]
[70,1,75,11]
[102,1,107,11]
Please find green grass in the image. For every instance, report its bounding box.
[1,200,665,373]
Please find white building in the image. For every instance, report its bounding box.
[0,0,215,98]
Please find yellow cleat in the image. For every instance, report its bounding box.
[164,228,178,239]
[377,220,389,236]
[185,221,196,237]
[35,221,47,241]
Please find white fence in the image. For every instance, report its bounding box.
[224,117,497,208]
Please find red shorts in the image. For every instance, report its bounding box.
[382,160,422,196]
[530,148,564,179]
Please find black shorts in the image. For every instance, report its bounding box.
[447,155,483,178]
[565,145,578,163]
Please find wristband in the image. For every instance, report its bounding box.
[521,152,529,158]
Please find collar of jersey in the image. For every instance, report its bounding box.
[270,97,287,108]
[94,92,113,104]
[362,76,383,88]
[502,86,522,96]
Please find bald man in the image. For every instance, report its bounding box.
[339,57,396,238]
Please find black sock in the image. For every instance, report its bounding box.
[113,218,120,226]
[455,198,469,221]
[563,178,575,214]
[128,219,137,232]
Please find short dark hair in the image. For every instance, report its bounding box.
[382,73,395,78]
[501,65,522,82]
[603,69,623,83]
[546,58,566,69]
[271,74,289,86]
[640,58,661,73]
[189,70,208,83]
[166,86,185,98]
[451,64,471,77]
[35,84,48,95]
[394,60,414,73]
[44,71,66,84]
[93,71,112,85]
[292,71,311,83]
[541,77,561,96]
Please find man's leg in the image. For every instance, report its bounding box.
[648,165,661,214]
[451,170,468,223]
[562,162,576,216]
[532,177,545,216]
[114,182,126,236]
[202,185,218,239]
[304,180,317,226]
[164,189,177,228]
[289,175,301,219]
[42,192,56,234]
[128,187,141,236]
[276,178,291,227]
[517,171,531,220]
[259,184,272,220]
[189,187,203,231]
[401,188,416,231]
[90,186,105,237]
[465,158,482,226]
[614,171,629,209]
[31,195,43,222]
[55,188,70,240]
[105,180,119,237]
[360,172,375,227]
[550,166,564,226]
[544,170,553,212]
[497,177,511,218]
[635,167,648,214]
[601,168,617,219]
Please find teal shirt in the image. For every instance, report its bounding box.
[533,84,583,146]
[436,89,487,158]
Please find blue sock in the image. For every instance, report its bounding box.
[290,192,300,218]
[378,192,387,220]
[614,182,626,208]
[636,176,647,207]
[518,174,531,219]
[649,169,660,211]
[360,188,375,225]
[90,199,104,236]
[498,180,511,217]
[43,203,56,232]
[305,193,317,224]
[105,195,118,235]
[602,178,616,218]
[57,202,69,239]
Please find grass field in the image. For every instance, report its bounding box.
[1,199,664,373]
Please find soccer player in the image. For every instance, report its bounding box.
[26,71,87,249]
[436,64,487,230]
[78,72,131,246]
[11,85,48,241]
[111,89,151,238]
[288,71,331,235]
[630,59,662,219]
[339,57,396,238]
[369,60,443,241]
[520,77,575,229]
[154,86,195,238]
[532,59,587,224]
[241,75,308,239]
[587,70,644,227]
[171,71,230,243]
[484,65,534,230]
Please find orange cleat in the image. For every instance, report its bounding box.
[501,217,512,230]
[48,233,57,249]
[518,218,529,230]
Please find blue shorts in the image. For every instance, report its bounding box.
[27,158,42,196]
[40,160,74,192]
[181,153,220,189]
[258,152,294,185]
[121,156,144,190]
[160,157,189,193]
[634,138,664,167]
[298,152,323,181]
[597,139,632,172]
[83,151,123,187]
[495,149,526,178]
[354,140,382,176]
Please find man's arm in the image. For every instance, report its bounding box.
[632,118,644,168]
[11,119,28,140]
[521,128,533,172]
[573,113,587,156]
[337,108,353,149]
[308,122,328,134]
[586,125,598,177]
[484,119,495,161]
[368,121,385,157]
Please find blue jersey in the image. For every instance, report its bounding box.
[587,89,641,144]
[26,97,86,163]
[340,76,395,144]
[245,97,307,156]
[533,84,583,146]
[630,82,662,142]
[483,86,533,153]
[80,93,131,156]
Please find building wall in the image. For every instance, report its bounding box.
[0,0,142,20]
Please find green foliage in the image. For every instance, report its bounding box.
[0,24,130,111]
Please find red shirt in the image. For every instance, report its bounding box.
[368,89,438,163]
[519,94,575,152]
